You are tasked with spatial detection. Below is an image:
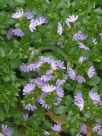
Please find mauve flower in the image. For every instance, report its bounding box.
[7,28,14,40]
[65,15,78,25]
[34,77,45,87]
[42,84,56,93]
[51,61,58,70]
[46,69,53,75]
[44,131,50,136]
[52,124,62,132]
[74,92,84,111]
[20,65,29,72]
[68,68,76,80]
[75,75,85,84]
[2,125,11,136]
[80,123,87,134]
[23,113,29,120]
[36,98,50,109]
[28,61,42,71]
[78,42,89,50]
[57,23,63,35]
[41,75,52,81]
[35,16,47,26]
[79,56,86,63]
[11,9,23,19]
[87,66,95,78]
[93,124,102,135]
[12,29,24,37]
[56,79,65,87]
[26,12,33,20]
[89,91,100,104]
[56,87,64,98]
[23,83,35,95]
[24,104,37,111]
[92,38,97,45]
[56,60,66,69]
[29,19,37,32]
[73,31,87,41]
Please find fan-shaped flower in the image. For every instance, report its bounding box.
[74,92,84,111]
[87,66,95,78]
[2,125,11,136]
[89,91,100,104]
[42,84,56,93]
[93,124,102,135]
[11,9,23,19]
[73,31,87,41]
[78,42,89,50]
[75,75,85,84]
[29,19,37,32]
[65,15,78,26]
[23,83,35,95]
[68,68,76,80]
[57,23,63,35]
[35,16,47,26]
[79,56,86,63]
[24,104,37,111]
[12,29,24,37]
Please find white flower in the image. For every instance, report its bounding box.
[29,19,37,32]
[66,15,78,25]
[57,23,63,35]
[11,9,23,19]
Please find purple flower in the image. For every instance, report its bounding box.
[56,87,64,98]
[54,97,62,105]
[7,28,14,40]
[78,42,89,50]
[92,38,97,45]
[89,91,100,104]
[52,124,62,132]
[57,23,63,35]
[80,123,87,134]
[44,131,50,136]
[23,83,35,95]
[12,29,24,37]
[41,75,52,81]
[34,77,45,87]
[11,9,23,19]
[56,79,65,87]
[75,75,85,84]
[35,16,47,26]
[56,60,66,69]
[24,104,37,111]
[79,56,86,63]
[74,92,84,111]
[65,15,78,26]
[28,61,42,71]
[68,68,76,80]
[42,84,56,93]
[93,124,102,135]
[23,113,29,120]
[73,31,87,41]
[29,19,37,32]
[36,98,50,109]
[2,125,11,136]
[46,69,53,75]
[87,66,95,78]
[26,12,33,20]
[20,64,29,72]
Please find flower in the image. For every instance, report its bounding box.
[56,79,65,87]
[56,87,64,98]
[23,113,29,120]
[87,66,95,78]
[89,91,100,104]
[28,61,42,71]
[79,56,86,63]
[2,125,11,136]
[23,83,35,95]
[44,131,50,136]
[80,123,87,134]
[92,38,97,44]
[52,124,62,132]
[41,75,52,81]
[7,28,14,40]
[29,19,37,32]
[65,15,78,25]
[78,42,89,50]
[74,92,84,111]
[56,60,66,69]
[75,75,85,84]
[68,68,76,80]
[34,77,45,87]
[20,65,29,72]
[12,29,24,37]
[24,104,37,111]
[11,9,23,19]
[35,16,47,26]
[93,124,102,135]
[57,23,63,35]
[36,98,50,109]
[26,12,33,20]
[42,84,56,93]
[54,97,62,105]
[73,31,87,41]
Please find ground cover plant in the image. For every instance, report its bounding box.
[0,0,102,136]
